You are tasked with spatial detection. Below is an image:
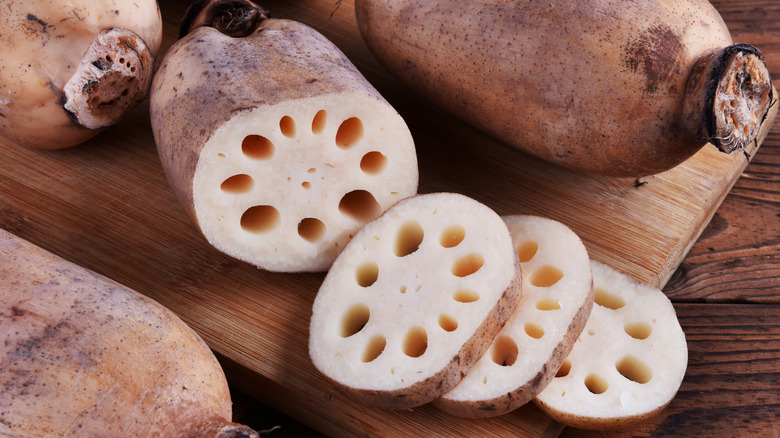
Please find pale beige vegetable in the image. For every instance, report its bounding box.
[0,229,259,437]
[436,215,593,418]
[355,0,774,176]
[534,261,688,430]
[0,0,162,149]
[309,193,522,410]
[151,0,418,273]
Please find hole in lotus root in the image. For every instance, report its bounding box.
[240,205,280,233]
[298,218,326,242]
[524,322,545,339]
[556,360,572,378]
[530,265,564,287]
[402,326,428,358]
[355,262,379,288]
[362,335,386,363]
[394,221,424,257]
[341,303,369,338]
[312,110,327,134]
[453,289,479,303]
[625,322,652,340]
[336,117,363,149]
[360,151,387,175]
[491,335,519,366]
[616,355,653,384]
[536,298,561,311]
[439,225,465,248]
[517,241,539,263]
[595,288,626,310]
[584,373,609,394]
[220,174,254,194]
[338,190,381,223]
[438,314,458,332]
[280,115,296,137]
[452,253,484,277]
[242,135,274,159]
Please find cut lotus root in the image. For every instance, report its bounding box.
[534,261,688,430]
[308,193,522,410]
[192,93,417,272]
[150,9,418,273]
[435,215,594,418]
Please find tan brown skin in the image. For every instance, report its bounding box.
[150,0,395,229]
[355,0,774,176]
[534,398,673,431]
[0,0,162,149]
[0,230,258,437]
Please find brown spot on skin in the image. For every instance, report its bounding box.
[623,24,683,94]
[25,14,48,33]
[528,366,547,389]
[7,320,95,370]
[116,35,139,52]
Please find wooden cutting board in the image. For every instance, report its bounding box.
[0,1,776,436]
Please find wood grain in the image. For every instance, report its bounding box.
[0,0,777,437]
[662,1,780,304]
[664,130,780,303]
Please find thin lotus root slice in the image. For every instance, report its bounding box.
[192,92,418,272]
[308,193,522,410]
[435,215,594,418]
[534,261,688,430]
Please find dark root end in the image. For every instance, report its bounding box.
[705,44,773,153]
[683,43,773,155]
[180,0,270,38]
[62,27,154,130]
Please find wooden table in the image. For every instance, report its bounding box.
[1,1,777,437]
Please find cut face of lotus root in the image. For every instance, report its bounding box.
[534,261,688,430]
[436,215,594,418]
[308,193,522,410]
[192,92,418,272]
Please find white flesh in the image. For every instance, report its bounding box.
[193,92,418,272]
[438,215,593,416]
[309,193,519,406]
[534,261,688,429]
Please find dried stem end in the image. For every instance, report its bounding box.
[683,44,774,154]
[180,0,270,38]
[62,27,154,130]
[186,417,263,438]
[214,423,262,438]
